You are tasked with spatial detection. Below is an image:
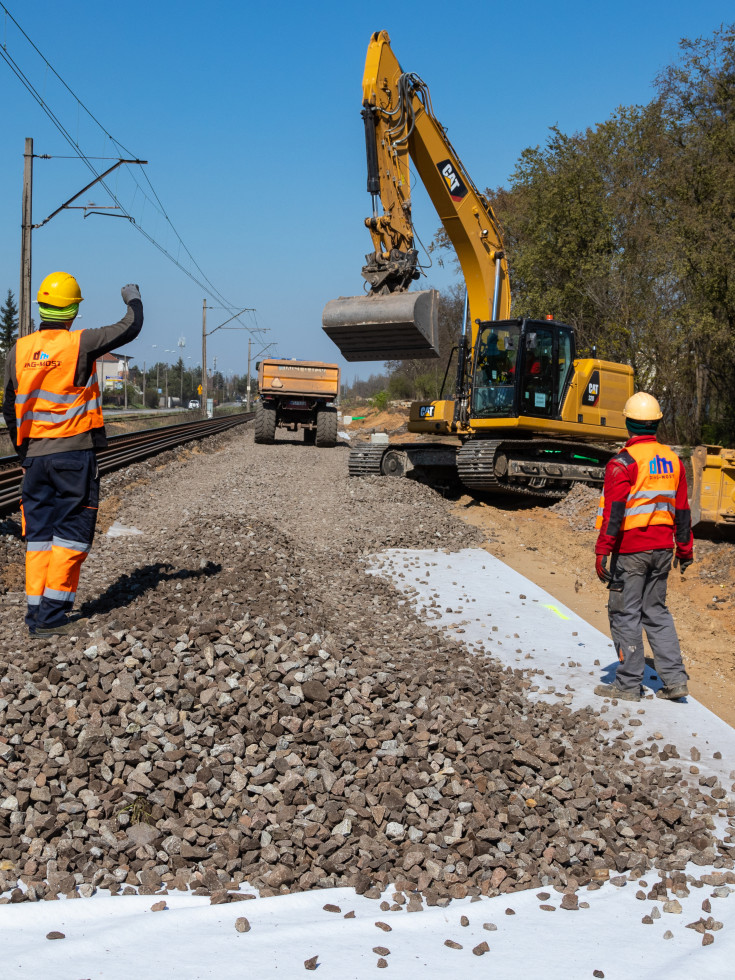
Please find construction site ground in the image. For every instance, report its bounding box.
[1,411,733,977]
[343,407,735,729]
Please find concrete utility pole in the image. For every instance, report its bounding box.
[201,299,208,415]
[18,138,146,338]
[247,337,274,410]
[202,302,257,415]
[178,336,186,407]
[19,138,33,337]
[247,337,252,411]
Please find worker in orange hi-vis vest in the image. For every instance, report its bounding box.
[593,392,693,703]
[2,274,143,637]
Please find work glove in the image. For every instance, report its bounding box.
[673,555,693,575]
[595,554,612,584]
[121,283,141,304]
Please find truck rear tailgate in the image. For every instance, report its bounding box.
[258,360,340,398]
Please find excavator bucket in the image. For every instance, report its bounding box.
[322,289,440,361]
[690,445,735,528]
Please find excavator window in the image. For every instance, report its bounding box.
[519,324,574,418]
[471,323,521,416]
[471,321,575,419]
[520,328,555,417]
[556,331,573,407]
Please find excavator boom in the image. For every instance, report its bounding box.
[323,30,510,363]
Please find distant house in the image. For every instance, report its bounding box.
[96,352,133,392]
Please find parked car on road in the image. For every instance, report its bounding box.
[188,399,200,409]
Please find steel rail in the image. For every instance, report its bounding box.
[0,413,253,514]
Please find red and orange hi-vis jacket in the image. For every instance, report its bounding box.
[595,435,693,558]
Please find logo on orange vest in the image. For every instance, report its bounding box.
[649,455,673,475]
[24,351,62,369]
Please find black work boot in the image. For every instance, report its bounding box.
[32,620,79,637]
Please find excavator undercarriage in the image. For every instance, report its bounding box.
[348,437,613,500]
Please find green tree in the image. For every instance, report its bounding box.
[372,390,389,411]
[653,24,735,442]
[1,289,18,351]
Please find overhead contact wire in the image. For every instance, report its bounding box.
[0,3,247,320]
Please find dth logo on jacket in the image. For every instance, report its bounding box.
[14,330,103,441]
[596,441,681,535]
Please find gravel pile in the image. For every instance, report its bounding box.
[549,483,600,531]
[0,428,732,905]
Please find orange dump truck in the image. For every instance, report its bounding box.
[255,358,340,446]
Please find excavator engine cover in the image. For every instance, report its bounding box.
[322,289,440,361]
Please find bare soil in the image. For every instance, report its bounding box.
[345,407,735,728]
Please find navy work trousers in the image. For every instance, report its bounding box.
[20,449,99,631]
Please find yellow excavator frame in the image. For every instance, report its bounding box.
[324,31,631,446]
[691,445,735,527]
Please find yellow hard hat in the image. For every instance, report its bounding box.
[36,271,83,307]
[623,391,662,421]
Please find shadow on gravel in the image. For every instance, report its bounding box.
[77,561,221,617]
[0,518,23,539]
[460,491,560,512]
[261,437,351,449]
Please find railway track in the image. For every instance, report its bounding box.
[0,413,254,514]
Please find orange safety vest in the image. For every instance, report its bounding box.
[596,441,681,533]
[14,329,104,442]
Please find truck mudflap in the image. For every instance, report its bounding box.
[691,445,735,527]
[322,289,440,361]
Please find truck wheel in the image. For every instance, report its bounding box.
[254,403,276,444]
[303,427,316,445]
[315,409,338,447]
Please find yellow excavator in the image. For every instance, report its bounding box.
[323,30,635,498]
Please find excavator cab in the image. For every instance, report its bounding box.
[471,319,575,422]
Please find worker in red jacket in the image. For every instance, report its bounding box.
[2,272,143,637]
[593,392,693,702]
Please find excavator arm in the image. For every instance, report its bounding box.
[323,30,510,363]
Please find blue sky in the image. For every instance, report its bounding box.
[1,1,732,385]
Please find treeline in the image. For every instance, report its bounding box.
[389,24,735,445]
[486,23,735,445]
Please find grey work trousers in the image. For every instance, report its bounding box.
[608,549,688,693]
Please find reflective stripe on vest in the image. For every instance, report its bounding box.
[596,442,681,532]
[15,329,104,441]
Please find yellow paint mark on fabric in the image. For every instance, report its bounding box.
[543,604,571,621]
